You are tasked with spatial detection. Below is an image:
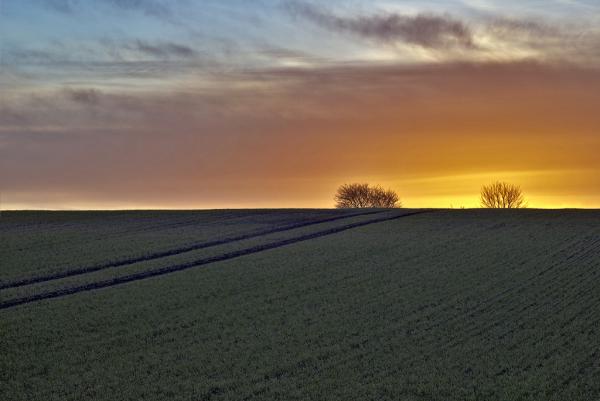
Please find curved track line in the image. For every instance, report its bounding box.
[0,210,384,290]
[0,211,431,310]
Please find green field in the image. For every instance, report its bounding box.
[2,209,600,400]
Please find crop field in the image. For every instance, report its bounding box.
[1,209,600,400]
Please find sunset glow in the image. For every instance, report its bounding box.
[2,1,600,209]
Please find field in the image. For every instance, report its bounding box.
[1,209,600,400]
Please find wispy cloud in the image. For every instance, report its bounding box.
[41,0,175,20]
[104,0,172,19]
[284,1,600,65]
[285,2,475,49]
[5,38,197,65]
[66,88,102,105]
[131,40,197,59]
[477,15,600,64]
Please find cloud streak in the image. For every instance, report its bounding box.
[105,0,171,19]
[41,0,175,20]
[131,40,197,59]
[66,88,102,105]
[285,2,475,49]
[284,2,600,65]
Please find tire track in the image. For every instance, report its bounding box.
[9,210,341,251]
[0,210,385,291]
[0,210,432,310]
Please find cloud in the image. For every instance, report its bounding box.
[131,40,197,59]
[285,2,475,49]
[283,2,600,65]
[3,62,600,198]
[104,0,172,19]
[66,88,102,105]
[40,0,174,20]
[3,48,64,65]
[3,37,206,89]
[475,15,600,64]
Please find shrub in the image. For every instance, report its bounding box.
[334,183,400,208]
[480,181,526,208]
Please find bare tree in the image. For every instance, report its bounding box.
[480,181,526,208]
[335,183,400,208]
[334,183,371,208]
[369,185,400,208]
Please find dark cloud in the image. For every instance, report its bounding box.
[132,40,196,58]
[256,45,324,66]
[487,17,554,36]
[258,46,310,60]
[285,2,475,49]
[66,88,101,105]
[4,38,204,83]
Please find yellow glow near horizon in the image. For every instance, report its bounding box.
[392,169,600,209]
[3,61,600,210]
[3,168,599,210]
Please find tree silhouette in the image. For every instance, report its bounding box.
[480,181,526,209]
[335,183,400,208]
[369,185,400,208]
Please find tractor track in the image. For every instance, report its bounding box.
[0,210,386,291]
[0,210,432,310]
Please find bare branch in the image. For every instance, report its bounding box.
[480,181,526,208]
[334,183,401,208]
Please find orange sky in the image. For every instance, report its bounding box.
[2,2,600,209]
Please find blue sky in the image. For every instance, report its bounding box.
[4,0,600,91]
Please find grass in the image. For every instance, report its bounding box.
[1,209,600,400]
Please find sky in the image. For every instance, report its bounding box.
[1,0,600,209]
